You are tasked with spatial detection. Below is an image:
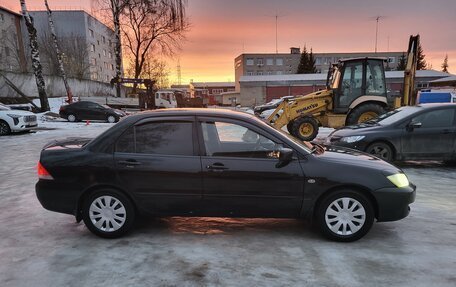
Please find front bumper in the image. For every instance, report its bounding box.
[373,183,416,222]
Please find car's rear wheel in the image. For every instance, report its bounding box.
[82,189,135,238]
[366,142,393,162]
[0,120,11,135]
[316,190,374,242]
[67,114,77,122]
[107,115,117,123]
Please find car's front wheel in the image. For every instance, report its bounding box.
[0,120,11,135]
[67,114,77,122]
[107,115,117,123]
[82,189,135,238]
[316,190,374,242]
[366,142,394,162]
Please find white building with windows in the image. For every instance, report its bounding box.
[28,9,119,83]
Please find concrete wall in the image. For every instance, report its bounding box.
[240,85,266,107]
[0,71,125,100]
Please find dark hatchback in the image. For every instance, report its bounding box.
[59,101,126,123]
[36,109,415,242]
[326,103,456,162]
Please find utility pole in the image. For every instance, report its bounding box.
[266,11,287,54]
[374,16,385,53]
[176,59,182,85]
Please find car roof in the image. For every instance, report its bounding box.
[129,108,257,121]
[415,103,456,109]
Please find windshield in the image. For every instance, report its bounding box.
[369,106,422,125]
[0,104,11,111]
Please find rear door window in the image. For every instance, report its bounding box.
[116,121,194,156]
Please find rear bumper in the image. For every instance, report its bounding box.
[35,180,80,216]
[373,183,416,222]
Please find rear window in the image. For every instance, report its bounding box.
[116,121,193,156]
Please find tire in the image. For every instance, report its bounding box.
[0,120,11,135]
[316,189,374,242]
[287,121,294,134]
[82,189,135,238]
[346,103,385,126]
[366,142,394,162]
[67,114,77,122]
[291,116,319,141]
[107,115,117,123]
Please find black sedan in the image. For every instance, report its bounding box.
[59,101,126,123]
[326,103,456,162]
[36,109,415,242]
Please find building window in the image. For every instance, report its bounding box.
[103,50,106,56]
[246,58,254,66]
[257,71,263,75]
[266,58,273,65]
[212,88,224,95]
[276,71,283,75]
[315,57,321,65]
[111,64,114,70]
[98,53,101,58]
[108,40,112,47]
[388,57,396,64]
[109,52,112,58]
[267,71,273,75]
[90,44,95,52]
[102,36,106,43]
[257,58,264,66]
[89,29,94,37]
[276,58,283,66]
[97,40,100,45]
[92,58,97,65]
[247,70,254,76]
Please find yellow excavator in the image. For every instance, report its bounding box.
[266,35,420,141]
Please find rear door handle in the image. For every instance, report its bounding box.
[118,160,142,167]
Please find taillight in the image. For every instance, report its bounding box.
[37,162,54,180]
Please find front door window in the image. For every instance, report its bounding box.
[339,62,363,107]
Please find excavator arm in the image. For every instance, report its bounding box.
[396,35,420,108]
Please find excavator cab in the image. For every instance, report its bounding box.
[330,58,387,114]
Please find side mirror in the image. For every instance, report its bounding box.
[276,148,294,168]
[407,121,422,132]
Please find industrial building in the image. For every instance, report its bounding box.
[235,48,404,91]
[239,70,452,107]
[0,5,27,73]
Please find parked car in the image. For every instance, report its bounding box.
[0,103,38,135]
[36,109,415,242]
[59,101,126,123]
[326,103,456,162]
[254,96,295,115]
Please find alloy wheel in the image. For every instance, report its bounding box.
[107,115,116,123]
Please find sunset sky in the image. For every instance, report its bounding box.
[3,0,456,83]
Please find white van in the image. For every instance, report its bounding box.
[155,90,178,108]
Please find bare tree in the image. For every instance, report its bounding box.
[94,0,187,95]
[38,33,91,80]
[125,50,170,88]
[20,0,50,111]
[121,0,188,91]
[44,0,74,103]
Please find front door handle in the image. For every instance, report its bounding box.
[118,160,142,167]
[206,162,228,171]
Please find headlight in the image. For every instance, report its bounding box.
[387,173,409,188]
[340,135,365,143]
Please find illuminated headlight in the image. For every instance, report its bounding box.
[387,173,409,188]
[340,135,365,143]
